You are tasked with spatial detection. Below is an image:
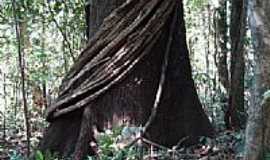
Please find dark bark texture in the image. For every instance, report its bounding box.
[226,0,247,130]
[216,0,229,91]
[245,0,270,159]
[40,0,214,159]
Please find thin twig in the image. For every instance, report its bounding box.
[173,136,190,150]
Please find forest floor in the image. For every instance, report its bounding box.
[0,124,245,160]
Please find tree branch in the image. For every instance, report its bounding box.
[47,2,76,62]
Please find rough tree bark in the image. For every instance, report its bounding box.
[225,0,247,130]
[214,0,230,128]
[3,73,6,140]
[245,0,270,159]
[40,0,214,159]
[215,0,229,91]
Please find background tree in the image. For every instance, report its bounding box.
[12,0,31,156]
[245,0,270,159]
[215,0,229,92]
[225,0,247,130]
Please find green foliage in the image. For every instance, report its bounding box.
[35,150,44,160]
[265,152,270,160]
[186,0,208,10]
[263,90,270,100]
[88,147,137,160]
[87,127,143,160]
[0,0,86,157]
[215,131,245,158]
[9,150,25,160]
[35,150,60,160]
[8,150,60,160]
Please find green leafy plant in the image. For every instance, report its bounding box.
[9,150,25,160]
[35,150,44,160]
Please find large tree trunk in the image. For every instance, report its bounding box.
[40,0,214,159]
[245,0,270,159]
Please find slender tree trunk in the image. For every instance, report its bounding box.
[214,0,230,127]
[204,4,211,104]
[12,0,31,156]
[216,0,229,91]
[3,73,7,140]
[245,0,270,159]
[225,0,247,130]
[41,7,48,110]
[13,81,18,126]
